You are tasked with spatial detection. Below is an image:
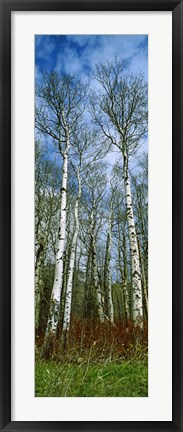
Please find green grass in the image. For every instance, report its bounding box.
[35,359,148,397]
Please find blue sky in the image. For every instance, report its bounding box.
[35,34,148,81]
[35,35,148,169]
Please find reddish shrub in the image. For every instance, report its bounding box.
[39,317,148,362]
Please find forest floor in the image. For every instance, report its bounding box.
[35,359,148,397]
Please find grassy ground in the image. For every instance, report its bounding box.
[35,359,148,397]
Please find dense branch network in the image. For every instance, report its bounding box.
[35,61,148,350]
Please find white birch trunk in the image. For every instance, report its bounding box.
[62,171,81,332]
[123,149,143,323]
[106,198,114,323]
[121,232,130,319]
[50,111,70,330]
[91,210,105,323]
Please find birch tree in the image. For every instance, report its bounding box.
[36,72,88,330]
[62,130,107,331]
[90,59,148,323]
[103,184,115,323]
[81,162,108,323]
[111,172,131,320]
[131,156,148,317]
[35,140,60,338]
[62,159,82,332]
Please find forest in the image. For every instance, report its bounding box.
[35,51,148,397]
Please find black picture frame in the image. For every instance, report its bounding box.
[0,0,182,431]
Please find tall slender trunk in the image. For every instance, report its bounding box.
[35,234,49,333]
[83,250,92,319]
[136,187,148,297]
[114,286,123,320]
[62,170,81,332]
[35,242,44,330]
[91,210,104,323]
[137,236,148,318]
[55,248,70,339]
[36,264,53,346]
[107,232,114,324]
[35,195,54,335]
[103,235,109,316]
[104,195,114,323]
[123,148,143,323]
[116,216,130,320]
[50,112,70,331]
[122,232,130,320]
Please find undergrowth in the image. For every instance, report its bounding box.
[35,319,148,397]
[36,318,148,363]
[35,359,148,397]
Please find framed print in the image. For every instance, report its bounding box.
[0,0,182,431]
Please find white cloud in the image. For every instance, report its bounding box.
[55,35,148,81]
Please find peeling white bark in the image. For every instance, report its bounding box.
[62,170,81,332]
[121,234,130,320]
[123,149,143,323]
[50,111,70,330]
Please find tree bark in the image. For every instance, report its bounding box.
[91,210,104,323]
[123,148,143,323]
[83,249,92,320]
[104,194,114,323]
[35,234,50,335]
[50,111,70,331]
[137,236,148,318]
[62,170,81,332]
